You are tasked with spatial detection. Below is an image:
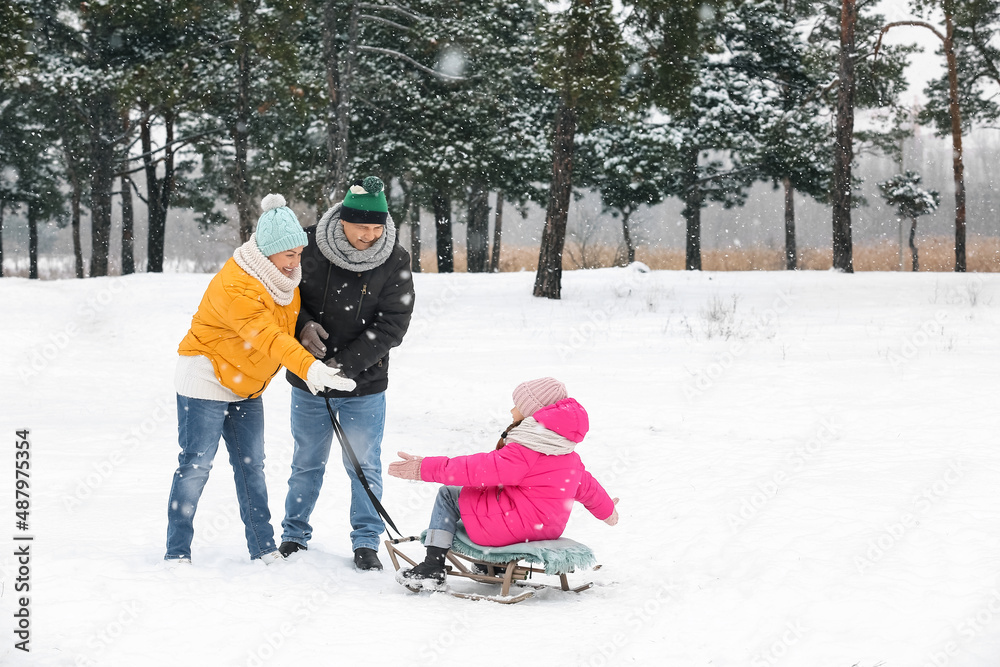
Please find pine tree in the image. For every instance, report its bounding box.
[805,0,914,273]
[629,0,822,271]
[349,0,552,274]
[877,171,940,271]
[903,0,998,272]
[577,113,674,266]
[179,0,308,242]
[533,0,624,298]
[730,0,832,270]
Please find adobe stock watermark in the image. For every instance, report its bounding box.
[74,600,143,666]
[557,265,652,361]
[923,588,1000,667]
[931,277,987,308]
[245,574,346,666]
[19,277,126,382]
[683,288,794,401]
[584,581,677,666]
[750,618,808,667]
[728,417,839,534]
[418,610,473,662]
[407,275,468,339]
[62,397,173,512]
[885,311,948,370]
[855,458,965,575]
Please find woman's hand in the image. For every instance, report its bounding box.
[604,497,620,526]
[387,451,423,481]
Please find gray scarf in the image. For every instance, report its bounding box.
[315,202,397,271]
[505,417,578,456]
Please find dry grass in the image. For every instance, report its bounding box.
[6,236,997,278]
[415,236,1000,273]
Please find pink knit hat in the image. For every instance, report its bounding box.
[512,377,568,418]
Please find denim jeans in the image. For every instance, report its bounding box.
[165,395,277,560]
[425,485,462,549]
[281,387,386,551]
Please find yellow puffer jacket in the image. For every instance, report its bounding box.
[178,258,316,399]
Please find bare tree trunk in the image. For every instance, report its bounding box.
[323,0,359,201]
[410,201,422,273]
[943,4,966,272]
[88,90,116,277]
[28,202,38,280]
[466,183,490,273]
[142,110,163,272]
[783,177,797,270]
[682,146,702,271]
[534,103,576,299]
[0,204,4,277]
[831,0,856,273]
[621,210,635,266]
[143,109,176,273]
[433,191,453,273]
[120,110,134,275]
[63,142,85,278]
[489,192,504,273]
[121,171,135,275]
[234,0,258,243]
[909,217,919,271]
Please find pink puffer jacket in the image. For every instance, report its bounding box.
[419,399,615,547]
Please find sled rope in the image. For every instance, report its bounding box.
[324,398,403,539]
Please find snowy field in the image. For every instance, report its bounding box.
[1,265,999,667]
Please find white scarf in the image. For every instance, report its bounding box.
[315,203,397,272]
[232,234,301,306]
[504,417,578,456]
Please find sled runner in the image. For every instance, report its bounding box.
[384,527,600,604]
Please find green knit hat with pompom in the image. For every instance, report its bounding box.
[340,176,388,225]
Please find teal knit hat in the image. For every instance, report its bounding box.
[255,194,307,256]
[340,176,389,225]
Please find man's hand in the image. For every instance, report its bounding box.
[300,321,329,358]
[387,451,423,481]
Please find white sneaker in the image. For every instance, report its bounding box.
[260,551,285,565]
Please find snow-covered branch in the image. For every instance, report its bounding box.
[356,45,466,82]
[359,14,412,33]
[358,2,427,23]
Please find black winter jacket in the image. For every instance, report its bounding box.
[285,225,414,397]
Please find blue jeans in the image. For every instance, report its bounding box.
[282,388,386,551]
[165,395,277,560]
[425,486,461,549]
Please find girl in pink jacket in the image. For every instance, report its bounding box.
[387,377,619,590]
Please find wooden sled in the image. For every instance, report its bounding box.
[384,527,600,604]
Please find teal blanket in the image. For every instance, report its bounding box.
[422,526,596,575]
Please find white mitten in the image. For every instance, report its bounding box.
[305,361,356,394]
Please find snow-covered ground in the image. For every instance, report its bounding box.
[1,266,998,666]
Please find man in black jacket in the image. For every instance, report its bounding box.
[278,176,414,571]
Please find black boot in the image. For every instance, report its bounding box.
[399,546,448,590]
[353,547,383,571]
[278,541,306,557]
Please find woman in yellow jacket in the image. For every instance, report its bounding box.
[165,194,354,564]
